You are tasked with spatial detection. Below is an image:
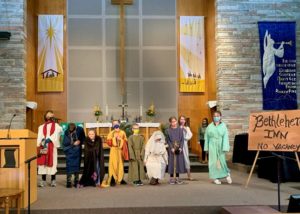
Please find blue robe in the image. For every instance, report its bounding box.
[63,126,85,174]
[166,127,187,174]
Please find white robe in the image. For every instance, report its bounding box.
[182,126,193,170]
[144,131,168,180]
[145,153,168,180]
[37,123,62,175]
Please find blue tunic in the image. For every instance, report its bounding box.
[166,127,187,174]
[63,126,85,174]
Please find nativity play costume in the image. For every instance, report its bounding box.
[37,120,63,186]
[128,133,146,184]
[103,129,129,186]
[144,131,168,185]
[79,136,105,187]
[62,124,86,187]
[204,122,230,180]
[166,126,186,183]
[181,126,193,171]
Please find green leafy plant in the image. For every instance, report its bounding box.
[120,122,133,137]
[146,103,155,117]
[93,105,103,116]
[159,123,169,138]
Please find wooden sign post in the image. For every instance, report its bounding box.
[246,109,300,188]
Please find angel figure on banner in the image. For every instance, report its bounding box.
[262,30,285,88]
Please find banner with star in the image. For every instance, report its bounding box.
[179,16,205,92]
[38,15,64,92]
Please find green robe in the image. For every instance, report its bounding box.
[128,134,146,182]
[204,122,230,179]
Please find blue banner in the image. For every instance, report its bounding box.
[258,21,297,110]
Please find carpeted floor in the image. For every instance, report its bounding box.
[2,170,299,214]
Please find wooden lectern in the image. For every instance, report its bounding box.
[0,129,37,208]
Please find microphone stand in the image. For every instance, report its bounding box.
[4,114,17,168]
[25,155,40,214]
[6,113,16,139]
[259,152,285,212]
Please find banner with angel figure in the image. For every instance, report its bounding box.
[179,16,205,92]
[258,21,297,110]
[38,15,64,92]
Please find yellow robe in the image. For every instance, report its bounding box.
[105,130,128,185]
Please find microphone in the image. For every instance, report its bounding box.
[7,114,16,139]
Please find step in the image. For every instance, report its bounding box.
[57,153,199,163]
[221,206,281,214]
[56,161,208,174]
[56,148,206,175]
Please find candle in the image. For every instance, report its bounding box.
[140,105,143,117]
[105,105,108,116]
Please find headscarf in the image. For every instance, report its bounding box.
[146,131,166,155]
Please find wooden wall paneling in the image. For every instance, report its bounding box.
[25,0,216,161]
[177,0,216,157]
[26,0,37,131]
[26,0,67,132]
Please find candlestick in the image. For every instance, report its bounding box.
[105,105,108,116]
[140,105,143,117]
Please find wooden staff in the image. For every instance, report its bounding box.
[173,141,178,180]
[116,136,121,183]
[173,151,176,180]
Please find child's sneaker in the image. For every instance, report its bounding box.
[91,172,97,181]
[38,181,45,188]
[214,179,221,185]
[226,174,232,184]
[66,182,72,188]
[51,180,57,187]
[169,178,176,185]
[175,178,183,185]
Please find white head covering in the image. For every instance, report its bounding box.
[146,130,166,155]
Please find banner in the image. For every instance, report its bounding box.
[38,15,64,92]
[248,110,300,152]
[179,16,205,92]
[258,21,297,110]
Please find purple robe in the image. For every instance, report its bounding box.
[166,127,187,174]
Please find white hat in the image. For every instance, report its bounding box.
[154,134,162,141]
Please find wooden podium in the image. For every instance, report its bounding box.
[0,129,37,208]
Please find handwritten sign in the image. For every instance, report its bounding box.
[248,110,300,152]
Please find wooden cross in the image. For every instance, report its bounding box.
[111,0,133,101]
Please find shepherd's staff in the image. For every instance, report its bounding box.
[173,152,177,180]
[173,141,178,180]
[116,135,121,184]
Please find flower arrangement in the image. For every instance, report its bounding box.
[146,102,155,117]
[93,105,102,122]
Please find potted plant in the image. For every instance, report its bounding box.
[146,103,156,122]
[93,105,103,122]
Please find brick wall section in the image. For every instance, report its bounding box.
[215,0,300,154]
[0,0,26,129]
